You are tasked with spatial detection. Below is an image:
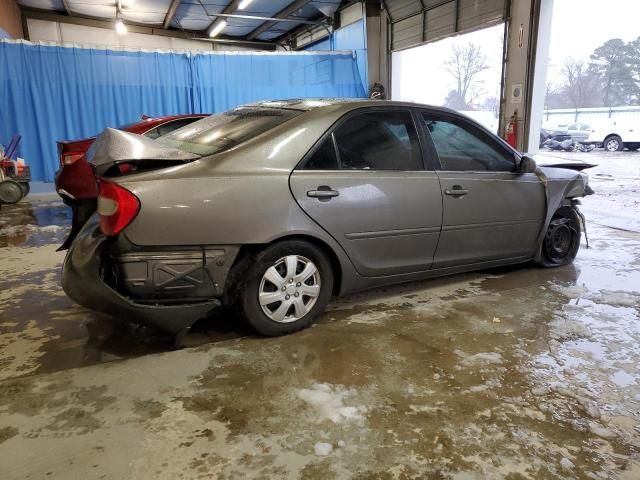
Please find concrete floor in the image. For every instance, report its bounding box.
[1,152,640,479]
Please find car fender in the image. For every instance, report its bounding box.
[533,166,590,262]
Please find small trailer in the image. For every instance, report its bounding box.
[0,135,31,204]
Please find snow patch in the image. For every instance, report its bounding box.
[549,318,592,341]
[591,291,639,307]
[314,442,333,456]
[297,383,366,423]
[459,352,503,367]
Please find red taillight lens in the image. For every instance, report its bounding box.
[61,152,85,166]
[97,178,140,236]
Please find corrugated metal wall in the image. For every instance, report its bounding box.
[386,0,507,51]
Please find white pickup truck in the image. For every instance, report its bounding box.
[584,120,640,152]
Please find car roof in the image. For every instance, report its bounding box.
[240,98,460,114]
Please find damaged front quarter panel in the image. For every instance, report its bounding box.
[533,166,593,262]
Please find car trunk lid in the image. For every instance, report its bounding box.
[88,128,200,176]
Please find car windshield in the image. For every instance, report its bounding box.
[157,107,302,156]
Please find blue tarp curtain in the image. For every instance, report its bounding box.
[0,40,366,181]
[304,19,368,94]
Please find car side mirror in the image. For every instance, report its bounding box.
[517,156,537,173]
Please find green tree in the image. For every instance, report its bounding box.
[589,39,639,106]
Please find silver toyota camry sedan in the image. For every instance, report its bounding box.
[62,99,592,338]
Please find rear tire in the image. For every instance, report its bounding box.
[19,182,30,198]
[539,207,581,267]
[0,180,23,204]
[604,135,623,152]
[238,240,333,336]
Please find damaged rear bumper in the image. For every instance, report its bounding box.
[62,218,236,335]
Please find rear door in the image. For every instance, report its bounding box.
[290,108,443,277]
[418,111,546,268]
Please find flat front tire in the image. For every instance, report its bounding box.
[238,240,333,336]
[539,207,581,267]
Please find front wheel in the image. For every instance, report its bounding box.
[238,241,334,336]
[539,207,581,267]
[604,135,623,152]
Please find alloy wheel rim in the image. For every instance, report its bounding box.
[258,255,321,323]
[607,139,619,151]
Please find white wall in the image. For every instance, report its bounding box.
[26,18,255,52]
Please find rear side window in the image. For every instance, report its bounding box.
[158,107,302,156]
[304,135,339,170]
[421,114,515,172]
[333,111,422,170]
[145,118,202,139]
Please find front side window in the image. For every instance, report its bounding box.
[333,111,422,171]
[420,114,515,172]
[158,107,302,156]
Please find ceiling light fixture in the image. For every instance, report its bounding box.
[238,0,254,10]
[115,18,127,35]
[208,19,227,38]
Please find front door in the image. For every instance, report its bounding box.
[418,111,546,268]
[290,109,443,277]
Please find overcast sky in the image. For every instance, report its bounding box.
[392,1,640,116]
[549,0,640,65]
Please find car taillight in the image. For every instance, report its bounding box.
[61,152,85,166]
[97,178,140,236]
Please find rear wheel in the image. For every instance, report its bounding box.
[0,180,23,204]
[539,207,581,267]
[604,135,623,152]
[238,241,333,336]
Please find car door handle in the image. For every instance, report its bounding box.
[307,187,339,199]
[445,186,469,196]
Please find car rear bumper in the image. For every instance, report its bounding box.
[62,218,223,335]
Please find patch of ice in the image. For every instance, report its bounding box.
[611,370,636,387]
[591,291,639,308]
[314,442,333,456]
[297,383,366,423]
[346,310,389,324]
[588,422,616,439]
[560,457,575,470]
[459,352,503,367]
[549,318,592,341]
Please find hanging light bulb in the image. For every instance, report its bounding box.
[115,19,127,35]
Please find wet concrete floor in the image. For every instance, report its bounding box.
[1,154,640,479]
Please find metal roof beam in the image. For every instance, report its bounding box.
[245,0,312,41]
[205,0,243,37]
[163,0,181,29]
[61,0,74,17]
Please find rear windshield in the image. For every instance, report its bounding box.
[157,107,302,156]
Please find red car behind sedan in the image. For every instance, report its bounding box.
[56,114,207,249]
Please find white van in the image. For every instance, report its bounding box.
[584,119,640,152]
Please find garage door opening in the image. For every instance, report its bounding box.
[533,0,640,153]
[391,23,505,133]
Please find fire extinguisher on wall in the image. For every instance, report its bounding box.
[505,110,518,149]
